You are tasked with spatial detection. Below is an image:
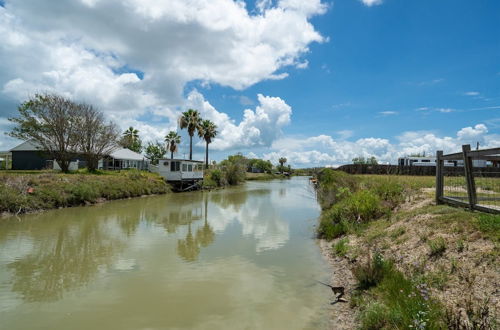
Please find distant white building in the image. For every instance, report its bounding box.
[398,156,489,168]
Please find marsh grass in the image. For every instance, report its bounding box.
[356,254,445,329]
[0,170,170,214]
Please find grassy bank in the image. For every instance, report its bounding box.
[245,172,287,181]
[0,169,171,215]
[316,170,498,329]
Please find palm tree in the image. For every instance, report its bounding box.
[179,109,201,160]
[198,120,217,168]
[121,126,142,152]
[123,127,139,141]
[164,131,181,159]
[279,157,287,173]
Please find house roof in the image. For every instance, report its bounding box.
[10,140,144,161]
[159,158,204,163]
[9,139,41,152]
[109,148,144,161]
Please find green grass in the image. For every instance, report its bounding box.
[355,254,445,329]
[476,214,500,241]
[0,170,170,214]
[332,238,349,257]
[428,237,447,258]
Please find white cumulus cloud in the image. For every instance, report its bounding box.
[360,0,383,7]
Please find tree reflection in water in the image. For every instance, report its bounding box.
[7,218,124,302]
[176,193,215,262]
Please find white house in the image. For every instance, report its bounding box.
[150,159,204,183]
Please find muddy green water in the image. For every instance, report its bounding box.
[0,177,331,329]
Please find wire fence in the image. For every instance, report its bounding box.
[436,145,500,214]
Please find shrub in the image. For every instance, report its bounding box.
[209,169,224,186]
[316,169,358,209]
[330,190,386,224]
[428,237,447,258]
[318,218,348,240]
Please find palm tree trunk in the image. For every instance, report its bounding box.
[171,151,173,159]
[189,134,193,160]
[205,141,209,168]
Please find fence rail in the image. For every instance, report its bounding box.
[436,145,500,214]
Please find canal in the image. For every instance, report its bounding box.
[0,177,331,329]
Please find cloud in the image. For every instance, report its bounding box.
[456,124,488,140]
[337,130,354,140]
[379,111,398,116]
[360,0,383,6]
[0,0,326,146]
[185,90,292,151]
[260,124,499,167]
[464,91,480,96]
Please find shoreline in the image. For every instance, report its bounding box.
[318,238,358,330]
[0,170,171,218]
[315,175,499,328]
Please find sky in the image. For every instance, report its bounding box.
[0,0,499,167]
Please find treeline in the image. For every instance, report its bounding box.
[203,154,292,187]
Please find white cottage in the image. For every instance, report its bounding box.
[150,159,204,188]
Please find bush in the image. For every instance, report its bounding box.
[330,190,386,224]
[316,169,358,209]
[318,190,387,240]
[210,169,224,186]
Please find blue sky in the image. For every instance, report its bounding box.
[0,0,499,166]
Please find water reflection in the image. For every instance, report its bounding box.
[177,195,215,261]
[0,181,320,314]
[7,218,124,302]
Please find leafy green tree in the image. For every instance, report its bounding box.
[179,109,201,160]
[120,127,142,153]
[198,119,217,168]
[248,158,273,173]
[164,131,181,159]
[220,153,248,185]
[8,93,81,173]
[352,157,366,164]
[145,141,167,165]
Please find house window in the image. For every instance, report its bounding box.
[182,164,188,172]
[421,160,430,163]
[188,164,193,172]
[170,161,180,172]
[163,161,169,167]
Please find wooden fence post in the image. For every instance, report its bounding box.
[436,150,444,204]
[462,144,477,209]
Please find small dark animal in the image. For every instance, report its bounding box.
[316,280,347,305]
